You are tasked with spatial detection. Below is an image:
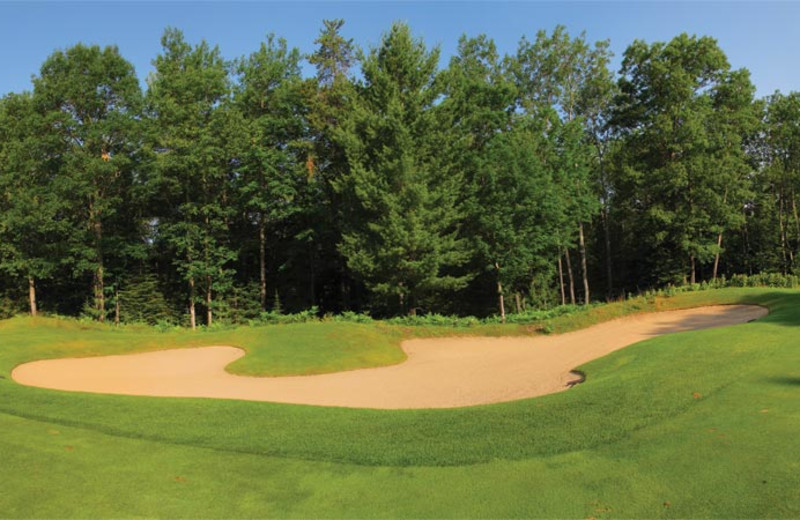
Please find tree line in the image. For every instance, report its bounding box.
[0,20,797,326]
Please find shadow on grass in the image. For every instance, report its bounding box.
[765,376,800,386]
[644,311,762,336]
[606,289,800,338]
[730,290,800,327]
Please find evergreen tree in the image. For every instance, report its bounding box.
[337,23,471,315]
[117,274,175,324]
[305,19,360,312]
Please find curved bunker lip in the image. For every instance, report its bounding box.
[11,305,768,410]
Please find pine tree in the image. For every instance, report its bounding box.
[306,19,360,312]
[117,274,175,324]
[336,23,471,315]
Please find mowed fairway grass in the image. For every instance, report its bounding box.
[1,288,799,518]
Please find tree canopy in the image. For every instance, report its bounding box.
[0,22,793,323]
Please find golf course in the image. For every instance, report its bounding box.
[1,287,798,518]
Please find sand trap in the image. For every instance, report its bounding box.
[11,305,766,409]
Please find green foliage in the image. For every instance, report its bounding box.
[336,23,472,315]
[213,283,263,324]
[0,22,797,325]
[332,310,374,324]
[258,306,319,325]
[610,34,757,285]
[146,28,238,326]
[233,34,306,312]
[117,275,176,325]
[33,43,144,320]
[727,272,800,288]
[0,92,68,310]
[0,293,20,319]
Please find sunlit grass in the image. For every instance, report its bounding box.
[1,288,798,517]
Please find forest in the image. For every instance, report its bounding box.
[1,20,799,326]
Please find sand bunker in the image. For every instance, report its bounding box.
[12,305,766,409]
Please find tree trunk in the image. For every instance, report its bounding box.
[597,147,614,300]
[114,286,120,325]
[690,255,696,285]
[779,194,790,274]
[309,243,316,307]
[712,232,723,281]
[602,208,613,299]
[514,292,522,314]
[398,282,405,315]
[495,263,505,323]
[497,281,505,323]
[712,188,729,283]
[206,275,213,326]
[578,222,590,304]
[564,249,576,305]
[259,219,267,311]
[558,256,566,306]
[189,277,197,331]
[95,262,105,322]
[28,276,37,317]
[743,207,752,275]
[793,186,800,248]
[341,278,350,311]
[90,200,105,322]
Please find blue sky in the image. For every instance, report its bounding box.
[1,1,798,98]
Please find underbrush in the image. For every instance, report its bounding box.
[6,271,799,332]
[209,271,800,330]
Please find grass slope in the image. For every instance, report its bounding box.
[1,288,798,517]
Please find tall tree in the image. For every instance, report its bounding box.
[308,19,357,87]
[0,93,68,315]
[235,35,305,310]
[146,28,236,328]
[474,121,561,320]
[32,44,143,321]
[438,34,526,318]
[336,23,471,315]
[757,92,800,273]
[611,34,756,285]
[576,41,618,298]
[305,19,359,312]
[511,26,609,303]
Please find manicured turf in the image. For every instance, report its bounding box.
[1,288,799,517]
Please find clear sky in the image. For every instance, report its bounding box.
[1,1,798,98]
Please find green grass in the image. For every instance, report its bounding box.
[1,288,799,517]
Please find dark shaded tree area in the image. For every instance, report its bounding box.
[0,22,794,324]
